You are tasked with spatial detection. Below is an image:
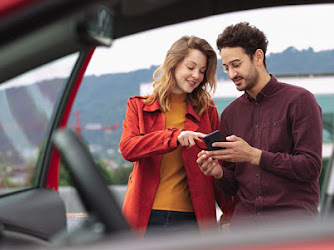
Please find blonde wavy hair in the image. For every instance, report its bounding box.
[144,36,217,116]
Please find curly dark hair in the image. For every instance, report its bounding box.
[216,22,268,67]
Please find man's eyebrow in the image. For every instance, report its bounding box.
[223,58,242,65]
[229,59,242,64]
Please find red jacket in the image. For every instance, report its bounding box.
[119,96,234,236]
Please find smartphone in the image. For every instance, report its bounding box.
[203,130,225,151]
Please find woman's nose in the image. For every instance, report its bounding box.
[192,69,200,79]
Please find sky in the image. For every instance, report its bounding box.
[85,3,334,76]
[5,3,334,86]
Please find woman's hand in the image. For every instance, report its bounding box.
[177,131,205,148]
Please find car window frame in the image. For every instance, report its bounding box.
[35,49,95,190]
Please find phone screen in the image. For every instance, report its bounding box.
[203,130,225,151]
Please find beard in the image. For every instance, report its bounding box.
[233,63,259,91]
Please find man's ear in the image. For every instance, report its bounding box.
[254,49,265,66]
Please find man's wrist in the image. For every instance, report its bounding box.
[250,148,262,166]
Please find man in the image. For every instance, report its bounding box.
[197,22,322,228]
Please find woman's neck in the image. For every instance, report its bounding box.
[170,92,187,103]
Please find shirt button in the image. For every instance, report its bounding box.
[258,196,262,199]
[273,122,277,126]
[255,124,258,128]
[256,173,259,177]
[255,102,258,106]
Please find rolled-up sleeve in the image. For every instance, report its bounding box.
[119,98,181,162]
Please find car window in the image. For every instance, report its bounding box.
[0,53,79,195]
[67,4,334,215]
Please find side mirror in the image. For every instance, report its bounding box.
[78,5,113,47]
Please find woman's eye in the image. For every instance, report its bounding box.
[187,67,194,70]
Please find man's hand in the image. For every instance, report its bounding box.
[197,151,223,179]
[177,131,205,148]
[208,135,262,165]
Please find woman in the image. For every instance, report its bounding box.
[119,36,234,237]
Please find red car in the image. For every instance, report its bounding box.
[0,0,333,249]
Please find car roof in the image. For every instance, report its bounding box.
[0,0,333,84]
[109,0,334,39]
[2,0,334,40]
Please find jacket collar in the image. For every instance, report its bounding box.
[186,102,201,122]
[143,98,161,112]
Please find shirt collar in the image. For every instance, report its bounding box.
[245,74,278,102]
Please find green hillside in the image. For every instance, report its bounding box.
[68,46,334,163]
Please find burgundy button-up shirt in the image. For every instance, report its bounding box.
[215,75,322,226]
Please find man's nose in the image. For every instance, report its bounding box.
[228,67,237,78]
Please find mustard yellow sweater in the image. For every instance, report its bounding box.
[152,93,193,212]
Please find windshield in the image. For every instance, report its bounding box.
[66,3,334,231]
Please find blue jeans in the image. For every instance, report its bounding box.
[145,210,199,237]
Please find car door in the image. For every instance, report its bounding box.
[0,0,112,248]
